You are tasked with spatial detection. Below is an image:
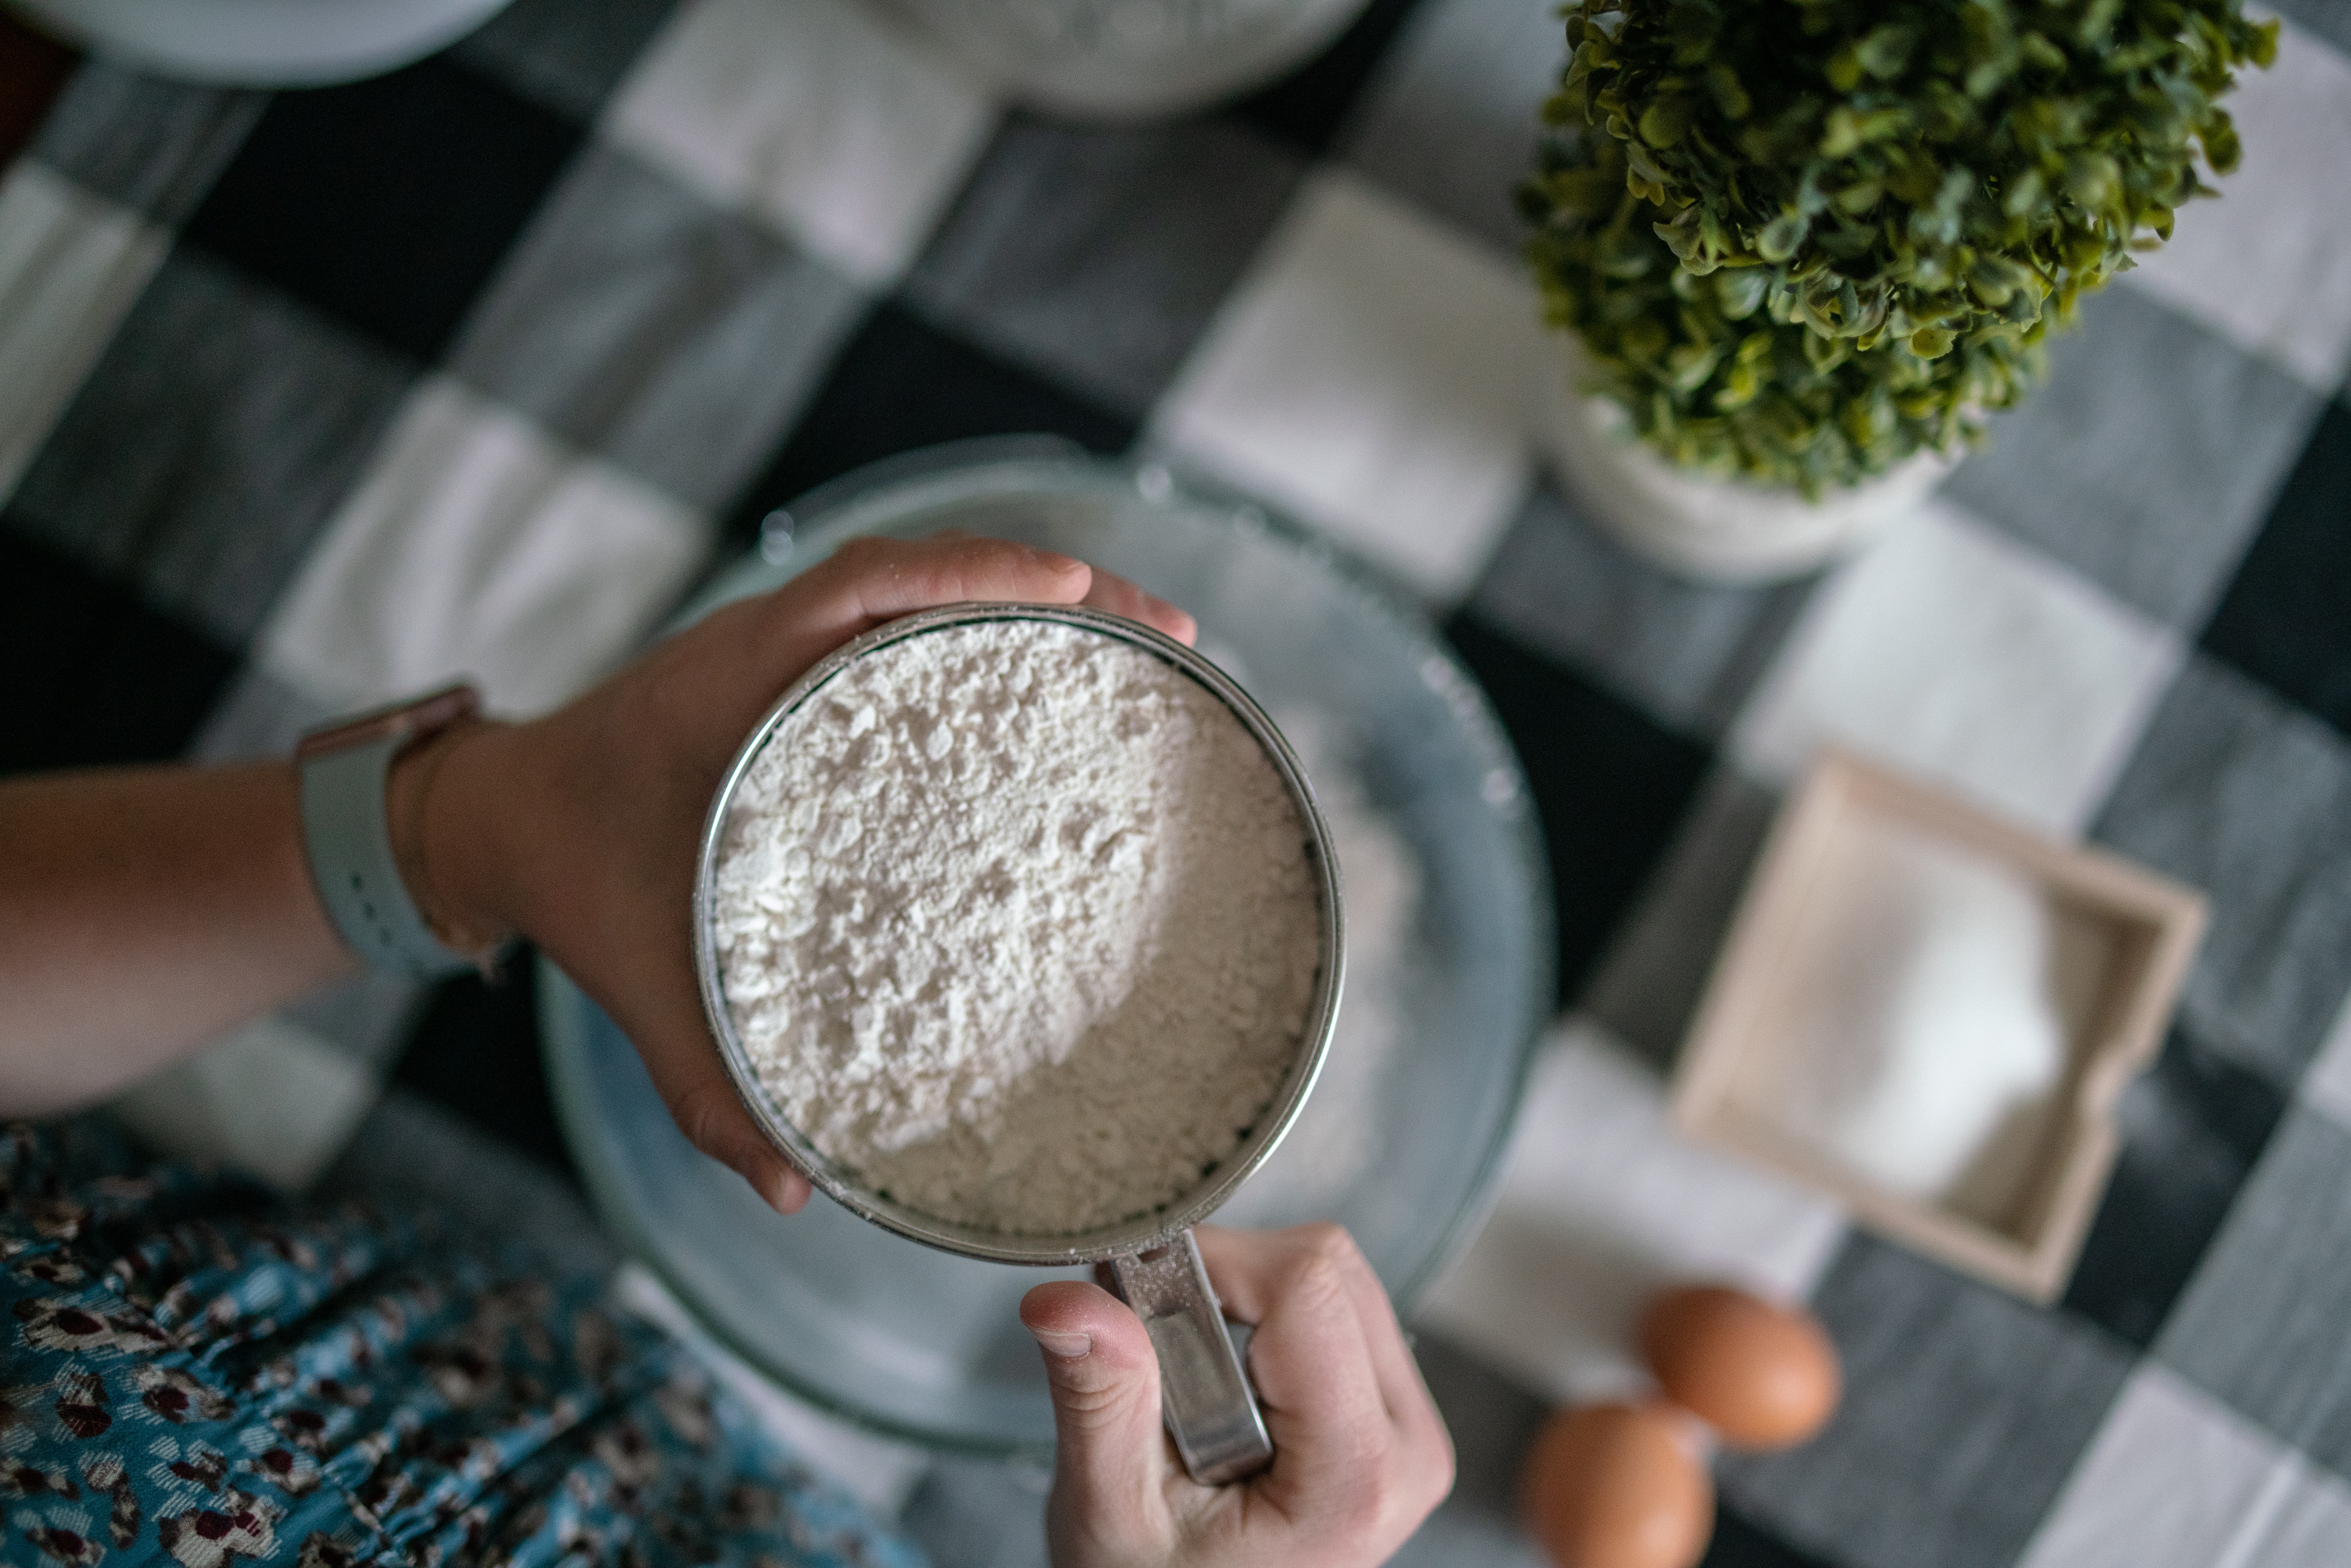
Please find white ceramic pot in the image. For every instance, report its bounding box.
[5,0,517,86]
[878,0,1373,120]
[1538,339,1953,583]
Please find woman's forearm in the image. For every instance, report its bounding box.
[0,760,358,1114]
[0,539,1195,1216]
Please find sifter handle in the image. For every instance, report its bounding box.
[1107,1229,1272,1485]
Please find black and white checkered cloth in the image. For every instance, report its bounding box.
[5,0,2350,1563]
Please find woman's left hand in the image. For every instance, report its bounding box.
[403,534,1195,1213]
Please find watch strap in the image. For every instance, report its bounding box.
[298,698,483,980]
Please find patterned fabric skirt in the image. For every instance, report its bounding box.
[0,1118,926,1568]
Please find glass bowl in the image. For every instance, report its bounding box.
[540,440,1553,1458]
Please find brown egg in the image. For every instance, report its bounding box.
[1639,1284,1840,1450]
[1520,1401,1714,1568]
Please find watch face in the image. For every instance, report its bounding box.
[295,683,480,759]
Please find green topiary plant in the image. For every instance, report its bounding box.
[1522,0,2276,497]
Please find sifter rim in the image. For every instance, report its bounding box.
[691,601,1347,1267]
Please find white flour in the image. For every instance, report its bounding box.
[712,620,1320,1236]
[1756,818,2067,1226]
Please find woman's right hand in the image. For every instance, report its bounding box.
[1020,1223,1454,1568]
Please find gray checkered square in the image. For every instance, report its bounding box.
[31,62,265,227]
[2157,1107,2351,1483]
[904,115,1308,418]
[1946,286,2320,628]
[1720,1235,2135,1568]
[284,973,427,1070]
[2092,655,2351,1087]
[1389,1510,1545,1568]
[1580,766,1780,1071]
[1388,1336,1549,1568]
[451,142,864,512]
[8,249,413,645]
[2271,0,2351,57]
[1466,480,1817,739]
[900,1457,1051,1568]
[323,1088,620,1259]
[452,0,680,122]
[186,662,331,763]
[1340,0,1563,255]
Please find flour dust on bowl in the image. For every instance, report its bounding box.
[541,441,1554,1460]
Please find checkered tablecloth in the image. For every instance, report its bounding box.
[4,0,2349,1563]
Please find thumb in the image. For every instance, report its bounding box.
[1022,1281,1170,1544]
[657,1046,813,1216]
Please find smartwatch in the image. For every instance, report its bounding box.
[295,682,492,980]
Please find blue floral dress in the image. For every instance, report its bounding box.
[0,1119,927,1568]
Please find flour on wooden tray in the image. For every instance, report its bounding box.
[711,620,1320,1236]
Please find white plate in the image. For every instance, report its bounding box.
[6,0,516,86]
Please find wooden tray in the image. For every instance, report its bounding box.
[1671,751,2207,1301]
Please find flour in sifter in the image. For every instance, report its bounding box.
[711,619,1321,1235]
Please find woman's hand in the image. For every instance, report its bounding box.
[1021,1224,1454,1568]
[406,535,1195,1213]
